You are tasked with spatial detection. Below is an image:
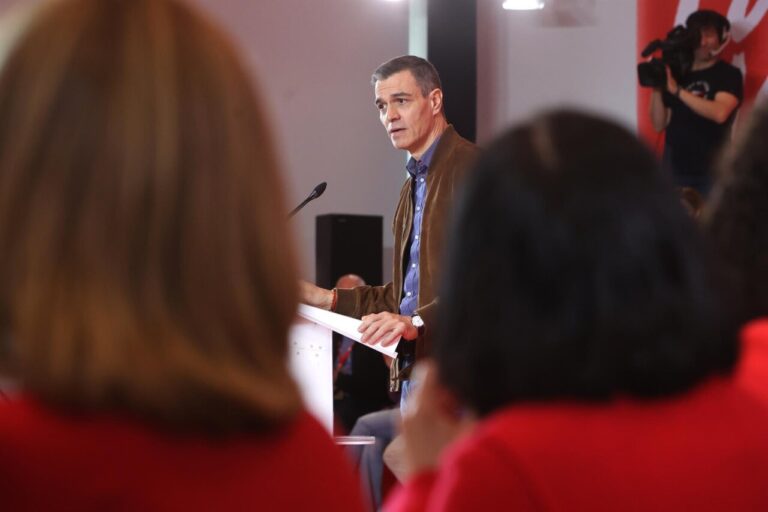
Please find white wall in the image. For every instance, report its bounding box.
[0,0,642,282]
[477,0,638,143]
[0,0,409,283]
[193,0,409,283]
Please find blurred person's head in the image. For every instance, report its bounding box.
[435,109,736,417]
[706,100,768,322]
[335,274,365,289]
[0,0,301,432]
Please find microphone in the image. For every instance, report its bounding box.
[709,31,731,57]
[288,182,327,218]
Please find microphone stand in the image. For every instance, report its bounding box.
[288,182,327,218]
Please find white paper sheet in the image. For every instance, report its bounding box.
[297,304,399,358]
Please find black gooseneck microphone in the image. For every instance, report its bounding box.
[288,182,327,218]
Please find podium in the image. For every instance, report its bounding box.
[288,304,398,434]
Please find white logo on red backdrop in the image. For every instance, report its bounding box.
[637,0,768,147]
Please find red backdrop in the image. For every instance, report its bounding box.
[637,0,768,150]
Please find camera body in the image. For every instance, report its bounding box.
[637,25,700,88]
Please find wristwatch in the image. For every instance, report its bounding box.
[411,314,426,337]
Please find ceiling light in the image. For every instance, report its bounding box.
[502,0,545,10]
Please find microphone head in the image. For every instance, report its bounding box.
[312,182,327,198]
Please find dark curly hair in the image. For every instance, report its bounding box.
[705,101,768,322]
[434,109,737,417]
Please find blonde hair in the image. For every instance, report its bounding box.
[0,0,302,432]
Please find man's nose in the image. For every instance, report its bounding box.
[387,105,400,122]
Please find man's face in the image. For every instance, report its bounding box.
[374,70,441,156]
[695,26,721,60]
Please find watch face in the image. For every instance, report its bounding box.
[412,315,424,328]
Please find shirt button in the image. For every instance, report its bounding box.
[415,235,419,240]
[406,292,412,297]
[416,206,421,211]
[420,178,425,183]
[411,263,417,268]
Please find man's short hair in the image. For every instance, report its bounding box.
[371,55,442,97]
[686,9,730,42]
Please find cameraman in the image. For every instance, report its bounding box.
[649,10,743,196]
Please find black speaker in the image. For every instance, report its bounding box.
[316,214,383,289]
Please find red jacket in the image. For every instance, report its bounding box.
[0,399,365,511]
[388,327,768,511]
[737,318,768,403]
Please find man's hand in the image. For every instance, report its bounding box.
[299,280,335,310]
[358,312,418,347]
[665,65,680,96]
[400,361,475,475]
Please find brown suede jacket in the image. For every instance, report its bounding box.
[335,125,479,361]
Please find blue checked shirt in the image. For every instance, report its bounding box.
[399,136,441,317]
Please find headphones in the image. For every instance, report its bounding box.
[685,9,731,56]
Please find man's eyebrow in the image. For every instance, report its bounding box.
[375,91,413,105]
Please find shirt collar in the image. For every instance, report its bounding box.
[406,134,442,178]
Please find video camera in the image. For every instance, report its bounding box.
[637,25,699,88]
[637,10,731,89]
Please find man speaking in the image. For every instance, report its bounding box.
[302,55,478,400]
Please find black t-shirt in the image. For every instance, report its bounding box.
[662,60,743,180]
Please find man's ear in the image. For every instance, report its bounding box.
[429,88,443,115]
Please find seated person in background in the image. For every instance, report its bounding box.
[705,99,768,402]
[0,0,364,510]
[386,109,768,511]
[333,274,393,434]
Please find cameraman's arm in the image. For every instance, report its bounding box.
[665,66,738,125]
[649,89,670,132]
[678,90,739,124]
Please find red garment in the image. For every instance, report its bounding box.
[387,377,768,511]
[0,398,365,511]
[737,318,768,403]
